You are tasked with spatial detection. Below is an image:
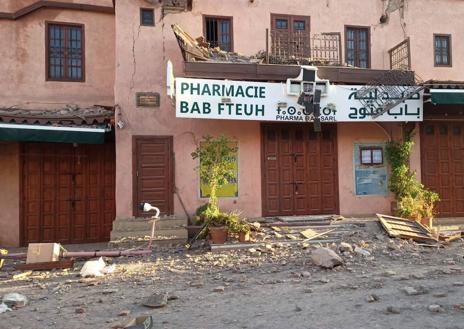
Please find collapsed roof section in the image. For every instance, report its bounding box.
[0,105,114,126]
[171,24,344,66]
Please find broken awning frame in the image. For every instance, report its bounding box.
[0,123,112,144]
[430,89,464,105]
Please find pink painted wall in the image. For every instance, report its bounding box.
[338,123,393,216]
[114,0,447,219]
[0,142,20,247]
[0,2,115,109]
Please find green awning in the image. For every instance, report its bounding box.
[0,123,111,144]
[431,89,464,104]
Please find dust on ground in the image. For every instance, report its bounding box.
[1,220,464,329]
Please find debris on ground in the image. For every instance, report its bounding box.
[124,315,154,329]
[213,286,225,293]
[377,214,463,244]
[142,292,168,308]
[354,246,371,257]
[366,294,379,302]
[80,257,106,277]
[2,293,28,309]
[12,271,33,280]
[377,214,437,242]
[0,303,11,313]
[386,306,401,314]
[339,242,353,253]
[428,304,443,313]
[26,242,61,264]
[402,286,428,296]
[15,259,74,271]
[309,247,343,269]
[2,217,464,328]
[0,249,7,269]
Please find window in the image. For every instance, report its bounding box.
[140,8,154,26]
[355,144,387,196]
[271,14,310,58]
[434,34,451,66]
[46,23,84,81]
[276,19,288,29]
[360,147,383,165]
[293,20,305,30]
[204,16,233,51]
[345,26,370,68]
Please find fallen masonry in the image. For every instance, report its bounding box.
[1,216,464,328]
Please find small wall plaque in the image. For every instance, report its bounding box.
[136,92,160,108]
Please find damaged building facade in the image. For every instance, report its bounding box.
[1,0,463,246]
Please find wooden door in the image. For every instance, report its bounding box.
[421,122,464,217]
[262,124,338,217]
[22,143,116,245]
[133,136,174,217]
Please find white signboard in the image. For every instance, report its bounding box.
[175,77,423,122]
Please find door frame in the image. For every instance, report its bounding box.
[132,135,174,217]
[260,123,340,217]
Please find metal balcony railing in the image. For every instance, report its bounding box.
[389,38,411,70]
[265,29,342,65]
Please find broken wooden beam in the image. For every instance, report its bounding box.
[15,259,74,271]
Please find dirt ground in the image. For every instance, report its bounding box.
[2,220,464,329]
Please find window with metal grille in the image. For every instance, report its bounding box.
[140,8,154,26]
[47,23,84,81]
[360,147,383,165]
[434,34,451,66]
[270,14,310,59]
[345,26,370,68]
[204,16,232,51]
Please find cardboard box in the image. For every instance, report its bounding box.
[26,243,61,264]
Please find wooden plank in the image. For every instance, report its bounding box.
[385,223,431,235]
[15,259,74,271]
[377,214,437,242]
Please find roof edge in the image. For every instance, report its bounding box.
[0,1,114,20]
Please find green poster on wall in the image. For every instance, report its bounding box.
[199,143,238,198]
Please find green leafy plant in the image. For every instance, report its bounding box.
[385,132,440,221]
[194,203,210,224]
[224,211,251,234]
[191,135,238,223]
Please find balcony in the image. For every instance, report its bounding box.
[389,38,411,70]
[172,24,415,85]
[266,29,342,66]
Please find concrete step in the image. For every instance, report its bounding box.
[110,227,188,241]
[108,238,187,248]
[112,217,187,231]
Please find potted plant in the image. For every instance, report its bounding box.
[208,214,229,244]
[223,211,251,242]
[237,223,251,242]
[191,135,238,244]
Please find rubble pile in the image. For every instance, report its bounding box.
[172,24,345,66]
[1,216,464,328]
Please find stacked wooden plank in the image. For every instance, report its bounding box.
[377,213,464,244]
[377,214,438,243]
